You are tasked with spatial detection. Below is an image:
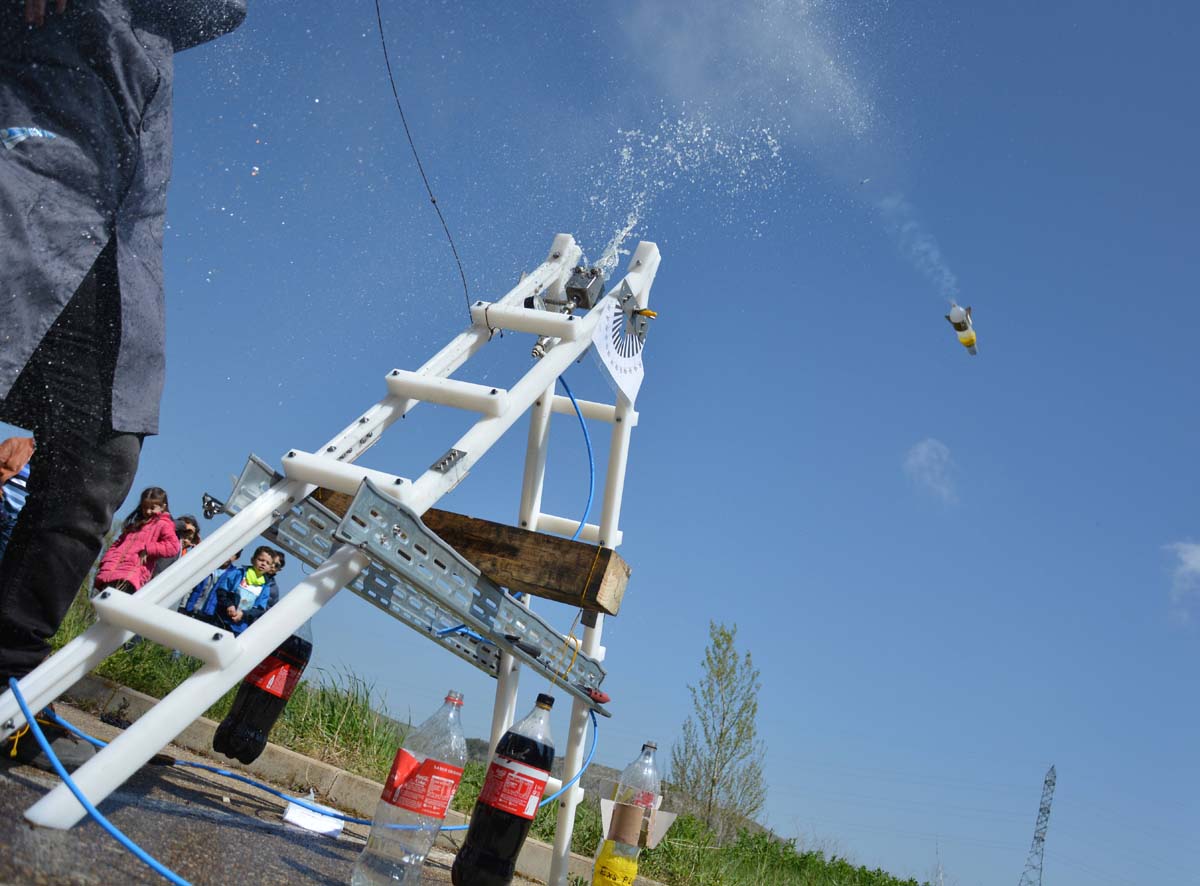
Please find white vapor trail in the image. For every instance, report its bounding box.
[1165,541,1200,623]
[878,193,960,301]
[621,0,962,300]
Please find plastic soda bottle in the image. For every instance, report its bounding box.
[591,742,660,885]
[351,690,468,885]
[451,693,556,886]
[212,621,313,764]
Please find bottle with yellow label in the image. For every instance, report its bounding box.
[592,801,644,885]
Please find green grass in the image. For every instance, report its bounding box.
[51,590,928,885]
[50,588,402,780]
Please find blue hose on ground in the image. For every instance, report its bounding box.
[7,678,192,886]
[42,703,599,832]
[11,371,601,879]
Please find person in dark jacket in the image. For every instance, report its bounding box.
[181,548,241,624]
[152,514,200,579]
[0,0,246,767]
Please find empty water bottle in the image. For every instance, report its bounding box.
[351,690,468,885]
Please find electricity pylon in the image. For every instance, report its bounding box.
[1017,765,1056,886]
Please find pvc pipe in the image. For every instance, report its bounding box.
[469,303,583,341]
[26,547,371,829]
[550,395,637,427]
[385,370,509,417]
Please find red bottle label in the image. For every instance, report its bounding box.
[382,748,464,817]
[477,755,550,820]
[248,655,302,699]
[632,790,656,808]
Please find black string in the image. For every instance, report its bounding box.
[373,0,472,318]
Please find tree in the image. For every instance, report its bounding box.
[669,621,766,842]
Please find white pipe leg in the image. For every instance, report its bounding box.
[547,615,605,885]
[24,546,370,829]
[0,484,305,739]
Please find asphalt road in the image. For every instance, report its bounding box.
[0,704,533,886]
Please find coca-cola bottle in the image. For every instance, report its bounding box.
[450,693,556,886]
[351,690,468,886]
[212,621,313,764]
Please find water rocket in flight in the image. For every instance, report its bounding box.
[945,303,977,355]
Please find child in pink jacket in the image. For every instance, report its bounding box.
[94,487,181,594]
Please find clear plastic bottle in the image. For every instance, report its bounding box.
[351,690,468,886]
[451,693,556,886]
[613,741,660,810]
[590,741,661,884]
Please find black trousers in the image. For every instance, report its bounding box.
[0,241,141,683]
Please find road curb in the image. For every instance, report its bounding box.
[64,674,662,885]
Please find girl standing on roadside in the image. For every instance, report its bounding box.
[94,487,181,594]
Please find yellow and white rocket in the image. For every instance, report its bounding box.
[945,303,977,355]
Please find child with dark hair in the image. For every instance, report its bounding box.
[152,514,200,579]
[266,548,286,607]
[212,546,275,635]
[93,487,180,594]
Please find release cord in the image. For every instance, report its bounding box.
[372,0,471,320]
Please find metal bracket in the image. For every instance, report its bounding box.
[334,479,609,714]
[430,448,466,474]
[223,455,609,714]
[201,493,226,520]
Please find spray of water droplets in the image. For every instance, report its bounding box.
[580,108,788,276]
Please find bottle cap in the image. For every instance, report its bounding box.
[445,690,464,706]
[535,693,555,709]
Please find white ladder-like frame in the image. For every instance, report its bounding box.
[0,233,659,886]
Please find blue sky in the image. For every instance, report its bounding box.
[6,1,1198,883]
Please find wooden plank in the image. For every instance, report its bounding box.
[312,489,630,615]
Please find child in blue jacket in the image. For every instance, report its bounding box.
[182,549,242,623]
[213,547,276,635]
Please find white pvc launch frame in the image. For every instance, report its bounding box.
[0,234,659,886]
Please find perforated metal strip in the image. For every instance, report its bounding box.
[225,456,609,714]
